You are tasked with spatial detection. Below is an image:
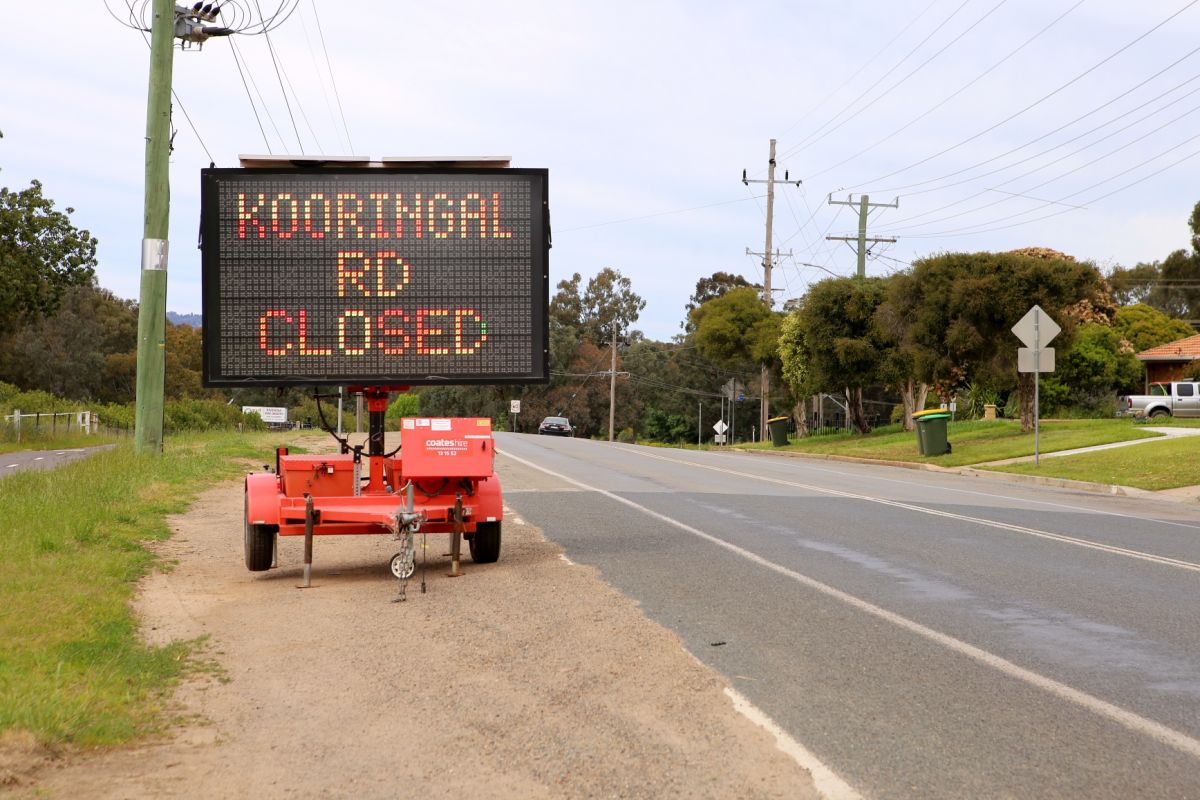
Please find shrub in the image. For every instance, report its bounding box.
[164,398,265,431]
[385,392,421,426]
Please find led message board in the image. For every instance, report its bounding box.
[200,168,549,386]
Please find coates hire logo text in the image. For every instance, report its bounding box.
[427,439,467,448]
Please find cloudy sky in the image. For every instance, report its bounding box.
[4,0,1199,341]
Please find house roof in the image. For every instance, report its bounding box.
[1137,333,1200,362]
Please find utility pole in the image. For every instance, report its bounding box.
[742,139,800,438]
[134,1,231,453]
[608,328,617,442]
[826,193,899,279]
[133,0,176,454]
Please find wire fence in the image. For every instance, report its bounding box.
[1,410,133,444]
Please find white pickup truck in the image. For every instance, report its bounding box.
[1120,381,1200,418]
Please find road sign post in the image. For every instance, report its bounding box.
[1012,305,1061,466]
[713,418,728,447]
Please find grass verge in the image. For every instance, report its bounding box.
[978,435,1200,490]
[739,418,1158,467]
[0,431,276,747]
[0,431,125,455]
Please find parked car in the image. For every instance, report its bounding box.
[538,416,574,436]
[1119,380,1200,418]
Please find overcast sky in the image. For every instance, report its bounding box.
[4,0,1200,341]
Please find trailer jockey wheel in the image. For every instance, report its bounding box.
[390,550,415,580]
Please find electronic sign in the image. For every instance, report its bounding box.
[199,168,549,386]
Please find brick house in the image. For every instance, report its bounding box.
[1137,333,1200,386]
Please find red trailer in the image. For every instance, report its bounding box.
[244,388,504,585]
[200,161,550,588]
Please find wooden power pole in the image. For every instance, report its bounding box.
[826,193,899,279]
[742,140,799,439]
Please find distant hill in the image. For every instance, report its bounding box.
[167,312,202,328]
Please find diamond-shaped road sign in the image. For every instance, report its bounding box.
[713,419,728,435]
[1011,305,1061,348]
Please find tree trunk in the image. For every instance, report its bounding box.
[791,400,808,439]
[846,386,871,434]
[900,379,916,432]
[1018,371,1035,433]
[900,381,932,431]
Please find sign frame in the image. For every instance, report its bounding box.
[199,166,550,388]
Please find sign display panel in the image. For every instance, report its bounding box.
[200,168,549,386]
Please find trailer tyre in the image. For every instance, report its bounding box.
[469,521,501,563]
[244,495,277,572]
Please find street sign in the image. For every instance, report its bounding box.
[199,167,550,387]
[1018,347,1055,373]
[713,434,727,444]
[713,419,728,435]
[510,400,521,414]
[242,405,287,424]
[1011,305,1061,348]
[1011,305,1060,467]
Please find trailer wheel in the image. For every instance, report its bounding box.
[244,495,277,572]
[469,521,501,563]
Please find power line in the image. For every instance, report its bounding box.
[805,0,1085,181]
[774,0,942,147]
[309,0,354,153]
[899,139,1200,239]
[229,36,281,152]
[871,68,1200,229]
[276,49,325,153]
[784,0,978,157]
[127,8,216,163]
[846,0,1200,191]
[883,97,1200,234]
[254,0,304,152]
[788,0,1012,162]
[171,92,215,164]
[876,50,1200,198]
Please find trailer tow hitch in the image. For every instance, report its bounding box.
[391,482,423,602]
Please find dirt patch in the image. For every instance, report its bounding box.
[8,461,818,799]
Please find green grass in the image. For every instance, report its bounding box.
[740,418,1159,467]
[0,431,274,746]
[981,435,1200,490]
[0,430,125,454]
[1138,417,1200,428]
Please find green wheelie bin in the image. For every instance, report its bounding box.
[767,416,790,447]
[912,409,951,456]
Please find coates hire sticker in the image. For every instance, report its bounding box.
[427,437,468,456]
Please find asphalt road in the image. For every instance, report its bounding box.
[495,432,1200,800]
[1,445,113,476]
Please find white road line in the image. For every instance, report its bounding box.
[502,449,1200,763]
[624,447,1200,574]
[726,688,864,800]
[33,457,44,461]
[717,452,1200,532]
[5,464,17,469]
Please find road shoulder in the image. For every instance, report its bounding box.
[13,474,819,799]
